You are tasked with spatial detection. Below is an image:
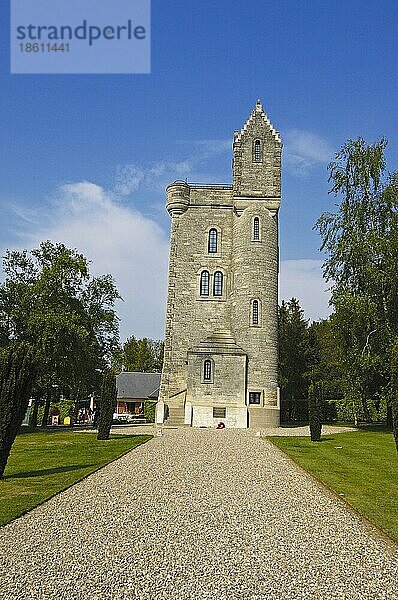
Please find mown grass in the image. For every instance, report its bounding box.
[0,430,152,526]
[268,430,398,544]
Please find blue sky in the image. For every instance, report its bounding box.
[1,1,397,340]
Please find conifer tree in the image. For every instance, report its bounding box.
[0,343,37,478]
[308,380,323,442]
[97,370,117,440]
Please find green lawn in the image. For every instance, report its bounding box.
[0,430,152,526]
[268,430,398,544]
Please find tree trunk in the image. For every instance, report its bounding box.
[386,403,393,428]
[41,390,51,427]
[359,383,372,423]
[30,397,39,427]
[361,398,372,423]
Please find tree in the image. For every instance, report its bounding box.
[278,298,313,412]
[97,370,117,440]
[0,242,121,425]
[0,343,38,478]
[114,336,164,373]
[315,138,398,423]
[390,341,398,452]
[308,319,342,403]
[308,380,323,442]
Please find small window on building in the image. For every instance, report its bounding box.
[203,359,212,381]
[252,300,259,325]
[249,392,261,405]
[253,217,260,241]
[254,139,262,162]
[213,407,226,418]
[200,270,210,296]
[208,228,218,253]
[213,271,223,296]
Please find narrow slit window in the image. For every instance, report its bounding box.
[254,139,262,162]
[208,228,218,253]
[200,270,210,296]
[253,217,260,241]
[213,271,223,296]
[252,300,259,325]
[204,359,212,381]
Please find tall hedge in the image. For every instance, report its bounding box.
[390,341,398,452]
[308,381,323,442]
[97,370,117,441]
[0,343,37,478]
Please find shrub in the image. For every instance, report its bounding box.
[308,381,323,442]
[97,370,117,441]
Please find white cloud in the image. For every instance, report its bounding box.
[279,259,332,322]
[112,139,231,194]
[283,129,334,177]
[114,165,144,196]
[23,181,169,342]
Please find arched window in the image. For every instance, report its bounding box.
[213,271,223,296]
[200,270,210,296]
[254,139,262,162]
[208,228,218,253]
[203,359,212,381]
[253,217,260,241]
[252,300,259,325]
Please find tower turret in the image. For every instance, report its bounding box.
[233,99,282,200]
[231,101,282,427]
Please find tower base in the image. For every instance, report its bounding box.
[248,406,280,428]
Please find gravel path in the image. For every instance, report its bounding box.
[0,428,397,599]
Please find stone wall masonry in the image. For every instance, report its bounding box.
[159,102,282,427]
[159,188,235,406]
[187,352,246,409]
[233,112,282,198]
[231,203,279,405]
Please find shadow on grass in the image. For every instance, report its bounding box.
[4,464,95,479]
[357,424,393,433]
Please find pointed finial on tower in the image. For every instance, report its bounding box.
[234,100,281,145]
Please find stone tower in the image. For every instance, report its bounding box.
[157,100,282,429]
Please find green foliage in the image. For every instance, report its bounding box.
[37,397,74,425]
[308,381,323,441]
[144,401,156,423]
[0,430,152,525]
[315,137,398,423]
[97,370,117,440]
[0,241,121,424]
[113,336,164,373]
[0,343,38,478]
[278,298,313,402]
[390,340,398,451]
[308,319,342,418]
[269,430,398,543]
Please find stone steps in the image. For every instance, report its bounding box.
[164,406,185,427]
